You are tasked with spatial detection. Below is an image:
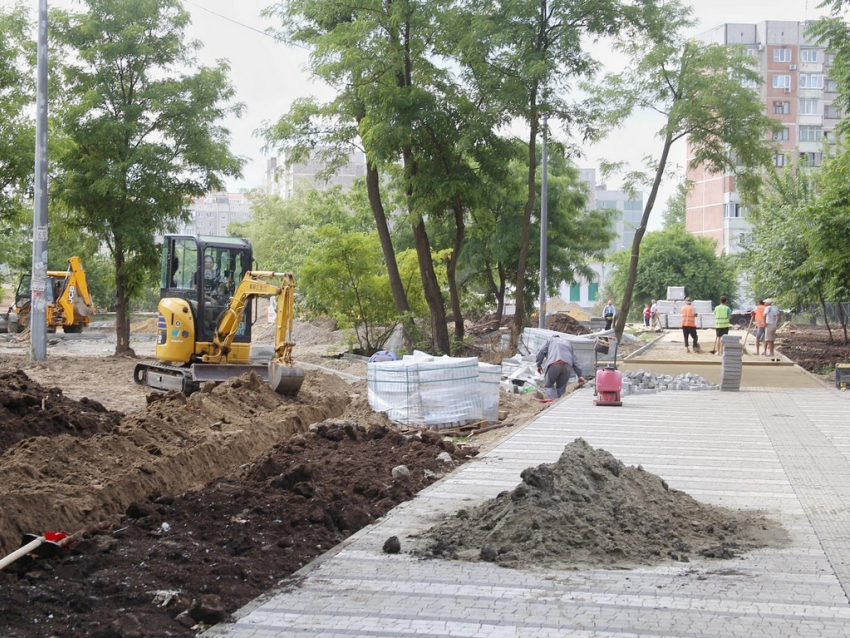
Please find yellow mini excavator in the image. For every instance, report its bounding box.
[132,234,305,396]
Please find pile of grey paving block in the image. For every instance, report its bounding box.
[619,369,717,395]
[719,334,744,391]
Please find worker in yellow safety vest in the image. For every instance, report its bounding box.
[711,295,732,355]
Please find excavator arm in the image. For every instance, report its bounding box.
[198,271,304,394]
[201,271,296,364]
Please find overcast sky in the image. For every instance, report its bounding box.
[3,0,840,227]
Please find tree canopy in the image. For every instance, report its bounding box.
[607,227,737,318]
[0,1,34,226]
[588,0,780,338]
[50,0,244,353]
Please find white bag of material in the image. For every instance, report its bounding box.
[478,363,501,422]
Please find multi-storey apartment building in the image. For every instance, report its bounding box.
[686,21,836,255]
[174,192,253,237]
[266,148,367,198]
[558,168,643,308]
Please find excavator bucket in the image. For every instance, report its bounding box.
[268,361,305,395]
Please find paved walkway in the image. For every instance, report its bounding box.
[205,367,850,638]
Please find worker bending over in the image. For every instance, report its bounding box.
[536,335,585,400]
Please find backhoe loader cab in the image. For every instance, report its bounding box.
[134,234,305,396]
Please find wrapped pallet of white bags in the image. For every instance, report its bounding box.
[367,351,483,428]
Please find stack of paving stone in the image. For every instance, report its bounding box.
[719,335,743,392]
[619,369,717,395]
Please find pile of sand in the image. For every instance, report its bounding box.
[424,439,786,569]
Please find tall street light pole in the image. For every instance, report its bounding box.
[538,113,548,330]
[30,0,49,361]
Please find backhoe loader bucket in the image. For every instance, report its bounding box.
[268,361,305,395]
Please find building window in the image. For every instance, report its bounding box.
[774,154,786,167]
[772,127,790,141]
[799,126,823,142]
[773,101,791,114]
[800,98,820,115]
[801,49,819,63]
[774,48,791,63]
[826,79,839,92]
[773,75,791,89]
[588,282,599,302]
[724,203,743,218]
[569,284,581,302]
[825,104,842,119]
[799,152,822,167]
[799,74,824,89]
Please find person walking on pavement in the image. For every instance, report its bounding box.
[711,295,732,355]
[536,335,585,401]
[681,298,700,353]
[764,299,781,361]
[650,299,660,329]
[751,300,767,356]
[603,299,616,331]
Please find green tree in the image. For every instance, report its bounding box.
[50,0,244,354]
[453,0,659,348]
[233,185,374,277]
[589,0,780,339]
[661,181,689,230]
[461,141,614,320]
[300,227,398,353]
[742,156,818,315]
[804,150,850,343]
[0,1,34,225]
[606,227,737,319]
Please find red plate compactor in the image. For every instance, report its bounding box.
[594,337,623,406]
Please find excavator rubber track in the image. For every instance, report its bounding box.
[134,361,305,396]
[133,362,199,395]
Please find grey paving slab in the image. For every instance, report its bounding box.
[204,386,850,638]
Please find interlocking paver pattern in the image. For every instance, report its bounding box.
[205,369,850,638]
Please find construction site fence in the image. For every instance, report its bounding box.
[787,302,850,327]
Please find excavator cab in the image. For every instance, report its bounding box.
[160,235,254,352]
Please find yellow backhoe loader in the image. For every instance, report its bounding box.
[0,256,96,334]
[132,234,305,396]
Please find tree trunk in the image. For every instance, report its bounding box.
[113,249,135,356]
[818,290,833,342]
[446,199,465,345]
[837,299,849,345]
[413,217,450,353]
[614,132,673,341]
[365,160,410,318]
[510,110,539,349]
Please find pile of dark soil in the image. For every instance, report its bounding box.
[469,312,514,336]
[0,414,474,637]
[776,324,850,377]
[0,369,123,454]
[546,313,591,335]
[424,439,786,569]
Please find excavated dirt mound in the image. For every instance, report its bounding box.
[0,369,124,454]
[0,420,474,638]
[0,370,353,556]
[546,312,592,335]
[424,439,787,569]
